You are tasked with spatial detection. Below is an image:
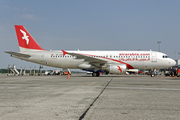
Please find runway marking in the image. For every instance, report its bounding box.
[106,86,180,91]
[78,77,113,120]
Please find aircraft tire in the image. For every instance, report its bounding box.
[96,72,100,77]
[151,74,155,77]
[92,72,100,77]
[92,72,96,77]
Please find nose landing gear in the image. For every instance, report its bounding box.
[150,69,156,77]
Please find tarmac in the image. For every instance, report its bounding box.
[0,74,180,120]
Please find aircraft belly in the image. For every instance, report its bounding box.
[46,58,82,68]
[58,59,82,68]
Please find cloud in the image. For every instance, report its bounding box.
[1,5,37,21]
[22,13,38,21]
[1,5,29,12]
[1,5,10,9]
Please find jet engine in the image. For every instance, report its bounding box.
[103,64,127,74]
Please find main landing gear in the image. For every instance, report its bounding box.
[92,72,100,77]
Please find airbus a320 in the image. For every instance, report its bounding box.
[5,25,176,77]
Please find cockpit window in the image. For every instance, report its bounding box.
[162,55,169,58]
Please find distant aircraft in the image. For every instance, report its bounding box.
[5,25,176,77]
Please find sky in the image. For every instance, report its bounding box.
[0,0,180,70]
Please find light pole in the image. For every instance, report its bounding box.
[157,41,161,52]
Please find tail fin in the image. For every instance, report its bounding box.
[15,25,44,52]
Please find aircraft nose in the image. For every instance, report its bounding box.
[166,59,176,68]
[169,59,176,66]
[172,59,176,66]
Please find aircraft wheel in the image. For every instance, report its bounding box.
[105,72,109,75]
[96,72,100,77]
[92,72,96,77]
[151,74,155,77]
[92,72,100,77]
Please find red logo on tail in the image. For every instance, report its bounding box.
[15,25,44,51]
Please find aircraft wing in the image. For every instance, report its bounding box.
[5,51,31,58]
[62,50,108,67]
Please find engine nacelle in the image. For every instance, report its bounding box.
[103,64,127,74]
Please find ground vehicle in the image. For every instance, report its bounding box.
[165,71,173,77]
[156,71,161,75]
[45,70,60,75]
[61,71,71,75]
[44,71,51,75]
[177,69,180,77]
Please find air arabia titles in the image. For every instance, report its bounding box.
[119,53,150,61]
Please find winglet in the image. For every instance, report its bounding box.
[62,50,68,56]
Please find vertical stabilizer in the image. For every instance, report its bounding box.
[15,25,45,52]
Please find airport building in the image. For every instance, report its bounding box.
[175,59,180,67]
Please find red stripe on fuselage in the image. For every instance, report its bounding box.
[75,53,134,69]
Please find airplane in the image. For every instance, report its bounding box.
[5,25,176,77]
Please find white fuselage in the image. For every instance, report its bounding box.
[15,50,176,70]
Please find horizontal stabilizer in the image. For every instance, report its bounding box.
[5,51,31,58]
